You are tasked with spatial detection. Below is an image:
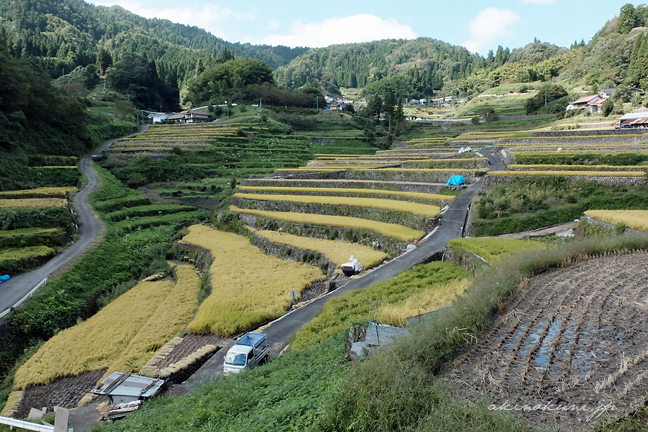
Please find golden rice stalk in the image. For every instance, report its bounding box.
[103,265,202,378]
[377,279,469,327]
[0,391,23,417]
[13,279,176,390]
[0,245,54,261]
[230,206,425,242]
[585,210,648,232]
[183,225,326,336]
[449,238,554,263]
[254,229,389,267]
[237,186,454,202]
[0,198,67,209]
[234,193,440,218]
[139,337,184,377]
[0,187,76,197]
[0,228,58,238]
[509,164,645,171]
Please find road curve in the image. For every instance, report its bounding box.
[0,126,150,315]
[177,147,506,390]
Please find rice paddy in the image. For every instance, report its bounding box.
[585,210,648,232]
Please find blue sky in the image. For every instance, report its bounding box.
[89,0,628,55]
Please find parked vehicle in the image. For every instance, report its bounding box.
[223,332,269,375]
[0,275,10,284]
[341,255,363,276]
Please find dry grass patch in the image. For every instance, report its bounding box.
[13,278,176,389]
[234,193,441,218]
[0,228,58,238]
[237,186,454,202]
[585,210,648,232]
[182,225,326,336]
[254,229,389,267]
[0,198,67,209]
[230,206,426,242]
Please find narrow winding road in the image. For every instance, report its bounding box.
[0,127,149,316]
[177,147,506,392]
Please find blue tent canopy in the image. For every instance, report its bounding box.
[0,275,10,283]
[446,175,466,186]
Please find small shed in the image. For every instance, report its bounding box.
[92,372,164,405]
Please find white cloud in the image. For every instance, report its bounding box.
[463,8,520,54]
[522,0,555,4]
[88,0,253,39]
[262,14,416,48]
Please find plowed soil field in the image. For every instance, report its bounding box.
[451,252,648,430]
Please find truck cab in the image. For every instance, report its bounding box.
[223,332,268,375]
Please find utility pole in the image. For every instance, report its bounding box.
[545,88,547,107]
[225,101,229,119]
[260,98,262,112]
[316,96,318,109]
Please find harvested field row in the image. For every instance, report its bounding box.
[0,245,54,261]
[231,205,426,241]
[233,193,441,218]
[181,225,326,336]
[452,253,648,430]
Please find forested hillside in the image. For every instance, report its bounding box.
[0,0,307,85]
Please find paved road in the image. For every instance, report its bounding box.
[0,126,149,316]
[176,147,506,390]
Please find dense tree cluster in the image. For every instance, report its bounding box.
[0,0,306,84]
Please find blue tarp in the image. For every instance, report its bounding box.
[0,274,10,283]
[446,175,466,186]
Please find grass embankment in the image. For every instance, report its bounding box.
[474,177,648,236]
[238,185,454,202]
[230,206,426,242]
[292,262,471,350]
[253,229,388,268]
[234,193,441,218]
[92,333,350,432]
[12,264,201,389]
[182,225,326,336]
[585,210,648,232]
[449,238,555,263]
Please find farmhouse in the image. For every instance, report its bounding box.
[599,87,615,98]
[166,110,211,124]
[618,112,648,128]
[566,94,600,111]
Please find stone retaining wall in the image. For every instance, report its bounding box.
[531,129,648,138]
[250,231,337,274]
[241,178,448,194]
[441,246,489,273]
[234,197,439,232]
[484,174,645,188]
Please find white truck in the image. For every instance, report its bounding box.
[341,255,363,276]
[223,332,269,375]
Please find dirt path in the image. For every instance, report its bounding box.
[0,126,150,317]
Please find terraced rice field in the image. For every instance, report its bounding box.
[0,198,67,209]
[585,210,648,232]
[234,193,441,218]
[508,164,647,171]
[253,229,388,268]
[231,206,426,241]
[452,252,648,430]
[489,170,645,177]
